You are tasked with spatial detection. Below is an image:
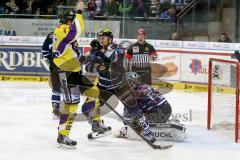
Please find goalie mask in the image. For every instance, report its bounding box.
[125,71,141,88]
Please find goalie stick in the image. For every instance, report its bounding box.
[103,100,173,150]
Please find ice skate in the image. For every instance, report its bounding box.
[57,134,77,149]
[99,120,112,132]
[88,120,112,140]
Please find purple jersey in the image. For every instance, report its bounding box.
[136,84,167,112]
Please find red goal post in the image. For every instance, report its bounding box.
[207,58,240,143]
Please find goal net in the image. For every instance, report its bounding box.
[207,58,240,143]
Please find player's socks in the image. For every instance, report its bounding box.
[51,90,61,119]
[52,102,61,119]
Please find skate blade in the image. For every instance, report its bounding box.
[89,130,112,140]
[57,143,77,149]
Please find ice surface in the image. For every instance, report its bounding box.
[1,82,240,160]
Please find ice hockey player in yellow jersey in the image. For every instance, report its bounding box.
[52,10,84,72]
[52,9,85,149]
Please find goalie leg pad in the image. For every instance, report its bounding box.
[147,102,172,123]
[149,123,187,142]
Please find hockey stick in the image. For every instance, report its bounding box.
[234,50,240,62]
[103,100,173,150]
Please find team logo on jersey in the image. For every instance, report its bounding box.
[145,47,149,52]
[133,46,139,53]
[63,27,67,33]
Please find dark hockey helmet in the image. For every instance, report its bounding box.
[99,29,113,39]
[60,9,76,24]
[125,71,141,88]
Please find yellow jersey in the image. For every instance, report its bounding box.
[52,13,84,72]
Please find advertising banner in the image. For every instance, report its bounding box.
[1,36,40,46]
[183,41,209,49]
[0,46,91,78]
[0,47,49,76]
[0,18,120,38]
[153,51,180,81]
[180,54,209,83]
[233,43,240,51]
[0,36,237,84]
[208,42,233,51]
[180,54,232,83]
[155,40,182,48]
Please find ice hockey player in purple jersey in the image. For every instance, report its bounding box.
[136,85,171,121]
[117,72,186,142]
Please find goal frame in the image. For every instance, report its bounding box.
[207,58,240,143]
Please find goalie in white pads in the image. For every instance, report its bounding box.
[118,72,187,142]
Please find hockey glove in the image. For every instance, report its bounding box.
[90,39,102,51]
[131,115,144,133]
[76,10,82,14]
[79,55,87,64]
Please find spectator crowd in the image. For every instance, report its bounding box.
[0,0,192,21]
